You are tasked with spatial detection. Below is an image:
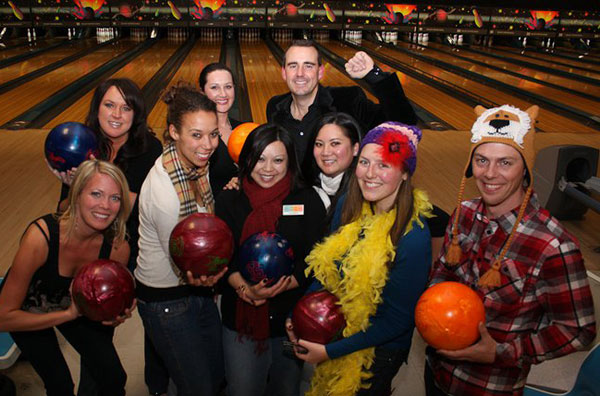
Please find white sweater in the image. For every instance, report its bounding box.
[135,157,207,288]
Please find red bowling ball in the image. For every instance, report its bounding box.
[292,290,346,344]
[169,213,234,277]
[71,259,135,322]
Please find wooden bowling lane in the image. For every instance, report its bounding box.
[357,40,597,134]
[495,45,600,72]
[0,40,138,127]
[0,38,98,85]
[0,38,64,61]
[323,40,481,130]
[391,40,600,117]
[147,40,222,131]
[44,38,180,128]
[0,129,60,274]
[424,41,600,97]
[470,44,600,82]
[239,40,289,124]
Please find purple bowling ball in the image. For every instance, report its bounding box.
[239,231,294,285]
[45,122,99,172]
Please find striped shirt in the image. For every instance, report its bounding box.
[427,193,596,396]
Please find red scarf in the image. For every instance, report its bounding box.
[235,173,292,351]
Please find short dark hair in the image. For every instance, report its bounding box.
[86,78,154,173]
[238,124,305,191]
[198,62,235,91]
[161,82,217,142]
[283,39,322,66]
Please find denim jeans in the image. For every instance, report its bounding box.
[223,326,303,396]
[138,295,224,396]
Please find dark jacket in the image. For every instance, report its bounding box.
[266,70,417,163]
[215,187,326,337]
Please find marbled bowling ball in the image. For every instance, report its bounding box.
[415,281,485,350]
[239,231,294,285]
[44,122,98,173]
[292,290,346,344]
[72,259,135,322]
[169,213,234,277]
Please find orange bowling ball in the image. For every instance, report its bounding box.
[415,281,485,350]
[228,122,259,163]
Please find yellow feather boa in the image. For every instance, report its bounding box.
[304,189,432,396]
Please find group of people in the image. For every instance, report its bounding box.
[0,39,595,396]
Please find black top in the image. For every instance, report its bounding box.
[429,205,451,238]
[1,214,112,313]
[266,71,417,164]
[215,187,326,337]
[209,118,242,194]
[60,135,163,270]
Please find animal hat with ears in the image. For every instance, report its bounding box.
[445,104,539,288]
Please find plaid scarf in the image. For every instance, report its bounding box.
[162,142,214,219]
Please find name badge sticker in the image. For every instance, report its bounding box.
[282,204,304,216]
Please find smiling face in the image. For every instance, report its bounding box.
[281,45,323,100]
[169,110,219,168]
[313,123,358,178]
[250,141,289,189]
[472,142,526,218]
[356,144,406,214]
[98,85,134,145]
[202,69,235,114]
[77,172,122,233]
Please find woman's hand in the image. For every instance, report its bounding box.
[437,322,497,364]
[245,276,292,301]
[101,299,137,327]
[295,339,329,364]
[223,177,240,191]
[186,266,228,288]
[46,160,77,186]
[235,282,267,306]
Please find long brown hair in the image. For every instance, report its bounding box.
[340,170,414,246]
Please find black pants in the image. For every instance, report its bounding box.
[10,317,126,396]
[355,347,409,396]
[424,361,449,396]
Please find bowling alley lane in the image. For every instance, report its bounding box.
[322,40,485,130]
[45,38,180,128]
[240,40,289,124]
[0,37,64,61]
[423,41,600,96]
[0,39,138,127]
[147,39,222,131]
[358,40,597,133]
[492,45,600,73]
[0,38,98,84]
[389,39,599,116]
[469,44,600,82]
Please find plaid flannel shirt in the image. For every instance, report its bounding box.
[427,193,596,396]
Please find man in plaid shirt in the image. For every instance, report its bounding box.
[425,105,596,396]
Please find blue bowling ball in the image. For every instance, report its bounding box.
[45,122,99,173]
[239,232,294,285]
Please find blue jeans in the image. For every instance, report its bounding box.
[138,296,224,396]
[223,326,303,396]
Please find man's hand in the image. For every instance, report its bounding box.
[345,51,375,79]
[437,322,497,364]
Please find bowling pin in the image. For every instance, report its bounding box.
[458,34,463,45]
